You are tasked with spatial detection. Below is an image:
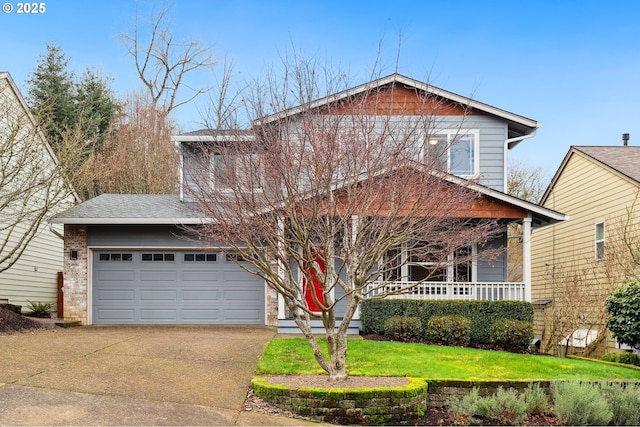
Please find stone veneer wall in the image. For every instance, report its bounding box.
[265,286,279,326]
[252,376,428,425]
[62,225,88,324]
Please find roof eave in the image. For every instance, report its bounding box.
[50,217,211,225]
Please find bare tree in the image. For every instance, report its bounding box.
[185,62,501,380]
[82,91,178,196]
[0,76,78,272]
[121,5,215,114]
[507,161,548,281]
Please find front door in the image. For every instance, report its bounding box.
[302,251,325,314]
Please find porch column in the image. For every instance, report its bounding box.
[522,215,532,302]
[277,219,286,319]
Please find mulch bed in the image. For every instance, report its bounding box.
[0,307,53,334]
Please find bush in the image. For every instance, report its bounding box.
[521,382,550,415]
[552,381,613,426]
[26,300,53,317]
[602,352,640,367]
[447,383,547,426]
[382,316,423,341]
[360,299,534,344]
[426,315,471,346]
[601,382,640,426]
[606,280,640,349]
[490,318,534,350]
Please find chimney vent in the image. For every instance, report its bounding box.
[623,133,630,146]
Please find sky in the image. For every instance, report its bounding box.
[2,0,640,183]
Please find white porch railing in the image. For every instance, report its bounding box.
[365,281,527,301]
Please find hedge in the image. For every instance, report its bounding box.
[361,299,534,344]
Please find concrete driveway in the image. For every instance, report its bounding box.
[0,326,315,426]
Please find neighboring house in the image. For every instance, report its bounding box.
[51,74,565,330]
[0,72,78,314]
[531,142,640,355]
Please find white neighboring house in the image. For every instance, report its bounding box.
[0,72,79,314]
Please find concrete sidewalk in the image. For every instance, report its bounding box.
[0,326,318,426]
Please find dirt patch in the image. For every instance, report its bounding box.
[0,307,53,335]
[266,374,408,388]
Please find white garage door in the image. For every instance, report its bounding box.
[92,250,265,324]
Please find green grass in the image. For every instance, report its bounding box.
[257,338,640,381]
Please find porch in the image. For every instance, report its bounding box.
[364,280,527,301]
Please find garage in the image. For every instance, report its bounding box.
[92,249,265,325]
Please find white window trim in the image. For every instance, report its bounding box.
[420,129,480,178]
[595,221,605,261]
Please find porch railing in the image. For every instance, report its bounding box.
[364,281,526,301]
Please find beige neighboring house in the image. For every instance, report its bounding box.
[0,72,79,314]
[532,140,640,356]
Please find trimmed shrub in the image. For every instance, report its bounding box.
[426,315,471,346]
[602,352,640,367]
[552,381,613,426]
[490,318,534,350]
[360,299,534,345]
[382,316,423,341]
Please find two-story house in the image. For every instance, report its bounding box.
[51,74,565,330]
[532,140,640,355]
[0,72,78,315]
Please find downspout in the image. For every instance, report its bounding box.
[504,129,538,193]
[49,221,64,240]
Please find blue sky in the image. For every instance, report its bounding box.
[2,0,640,180]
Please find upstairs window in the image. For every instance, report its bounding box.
[211,152,262,191]
[595,222,605,260]
[423,130,479,177]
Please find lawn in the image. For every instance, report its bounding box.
[257,338,640,381]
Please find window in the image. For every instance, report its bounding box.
[381,243,476,283]
[423,130,479,176]
[211,152,261,191]
[99,253,133,262]
[142,253,175,262]
[595,222,605,260]
[184,253,217,262]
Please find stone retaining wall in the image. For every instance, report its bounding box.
[426,380,552,407]
[252,376,428,425]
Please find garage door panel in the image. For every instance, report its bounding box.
[96,309,135,322]
[140,289,177,301]
[97,270,135,282]
[140,270,178,281]
[93,250,264,325]
[182,289,219,300]
[96,289,135,301]
[182,309,220,321]
[182,270,219,281]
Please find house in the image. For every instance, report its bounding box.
[0,72,78,314]
[531,140,640,355]
[51,74,566,330]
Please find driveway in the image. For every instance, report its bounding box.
[0,326,314,426]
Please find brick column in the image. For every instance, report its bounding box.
[63,225,88,324]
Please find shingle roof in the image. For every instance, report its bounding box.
[574,146,640,184]
[50,194,206,225]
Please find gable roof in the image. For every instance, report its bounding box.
[256,73,539,145]
[541,145,640,204]
[50,194,205,225]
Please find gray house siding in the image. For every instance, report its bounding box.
[88,225,202,248]
[477,233,508,282]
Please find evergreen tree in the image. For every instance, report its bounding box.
[26,43,76,151]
